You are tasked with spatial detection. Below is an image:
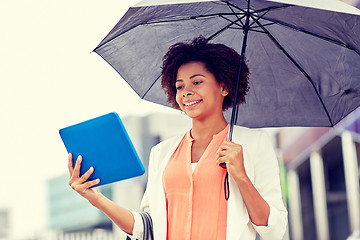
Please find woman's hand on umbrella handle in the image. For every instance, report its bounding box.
[216,141,246,180]
[68,153,101,204]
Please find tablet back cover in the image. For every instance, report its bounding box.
[59,112,145,187]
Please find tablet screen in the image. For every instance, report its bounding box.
[59,112,145,187]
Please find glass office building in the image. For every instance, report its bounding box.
[279,108,360,240]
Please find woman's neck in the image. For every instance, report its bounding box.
[190,115,228,141]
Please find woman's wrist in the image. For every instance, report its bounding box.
[88,190,104,207]
[232,171,250,188]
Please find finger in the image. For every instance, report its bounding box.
[217,144,231,155]
[79,166,94,184]
[227,141,243,150]
[221,141,233,147]
[68,153,74,176]
[220,142,243,154]
[84,178,100,189]
[216,158,225,165]
[217,145,227,154]
[73,155,83,178]
[217,150,226,158]
[218,142,232,153]
[216,156,227,166]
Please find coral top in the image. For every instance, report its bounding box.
[163,125,229,240]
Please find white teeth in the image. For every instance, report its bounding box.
[184,100,201,106]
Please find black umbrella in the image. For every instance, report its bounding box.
[94,0,360,137]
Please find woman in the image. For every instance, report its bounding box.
[68,36,288,240]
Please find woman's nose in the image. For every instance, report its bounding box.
[182,88,194,97]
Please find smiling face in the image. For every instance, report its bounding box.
[175,61,229,121]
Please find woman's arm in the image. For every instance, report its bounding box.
[216,141,270,226]
[217,131,288,239]
[68,153,135,235]
[232,171,270,226]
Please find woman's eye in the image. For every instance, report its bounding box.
[176,85,183,90]
[194,81,202,85]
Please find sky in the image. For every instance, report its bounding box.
[0,0,178,238]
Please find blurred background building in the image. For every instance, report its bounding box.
[279,108,360,240]
[0,208,10,240]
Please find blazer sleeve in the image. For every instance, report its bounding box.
[251,131,288,240]
[127,147,155,240]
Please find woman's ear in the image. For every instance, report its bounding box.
[221,84,229,97]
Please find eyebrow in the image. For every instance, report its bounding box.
[176,74,206,82]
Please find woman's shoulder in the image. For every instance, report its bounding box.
[148,133,186,169]
[232,125,264,139]
[152,132,186,152]
[232,125,272,147]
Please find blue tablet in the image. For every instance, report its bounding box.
[59,112,145,187]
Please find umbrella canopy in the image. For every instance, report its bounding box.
[94,0,360,128]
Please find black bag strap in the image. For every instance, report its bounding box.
[126,212,153,240]
[141,212,154,240]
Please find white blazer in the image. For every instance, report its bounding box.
[130,125,288,240]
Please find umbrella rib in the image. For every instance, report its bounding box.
[226,2,245,24]
[141,75,161,99]
[95,13,245,51]
[208,17,244,40]
[219,14,246,28]
[250,21,277,32]
[252,16,334,126]
[223,4,279,34]
[262,18,360,55]
[248,9,270,29]
[249,28,266,34]
[252,22,276,29]
[224,1,291,16]
[142,12,244,25]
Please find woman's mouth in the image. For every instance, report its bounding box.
[184,100,201,106]
[184,100,202,108]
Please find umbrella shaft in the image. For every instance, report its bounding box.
[228,0,251,141]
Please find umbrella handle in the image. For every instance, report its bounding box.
[219,124,237,169]
[219,162,227,168]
